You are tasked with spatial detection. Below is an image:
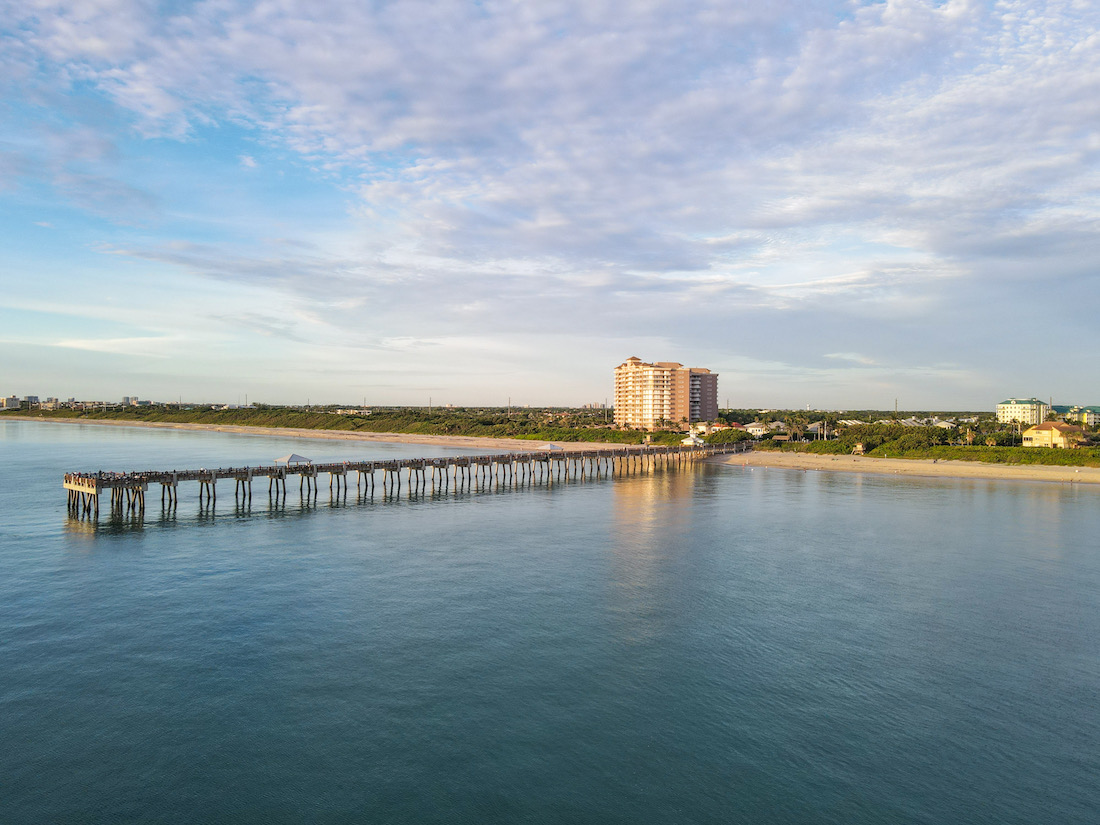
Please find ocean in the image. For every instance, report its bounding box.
[2,419,1099,824]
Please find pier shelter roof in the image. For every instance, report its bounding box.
[275,453,312,465]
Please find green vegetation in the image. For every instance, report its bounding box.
[9,404,1098,464]
[760,440,1100,466]
[753,422,1100,467]
[716,408,992,426]
[4,405,689,445]
[704,428,753,444]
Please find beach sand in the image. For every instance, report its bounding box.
[0,415,622,452]
[9,416,1097,483]
[721,449,1100,485]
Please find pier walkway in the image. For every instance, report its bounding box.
[64,442,750,517]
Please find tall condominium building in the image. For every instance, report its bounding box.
[614,357,718,429]
[996,397,1048,425]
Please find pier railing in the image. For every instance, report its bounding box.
[64,441,751,516]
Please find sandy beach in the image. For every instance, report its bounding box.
[722,449,1100,486]
[0,415,623,452]
[8,416,1099,483]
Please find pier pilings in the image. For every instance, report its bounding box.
[64,442,750,520]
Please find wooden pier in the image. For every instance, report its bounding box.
[64,442,750,517]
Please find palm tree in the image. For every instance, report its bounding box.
[785,412,809,442]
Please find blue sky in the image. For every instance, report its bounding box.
[2,0,1098,408]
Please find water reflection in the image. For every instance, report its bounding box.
[65,509,149,535]
[62,514,101,538]
[608,467,704,645]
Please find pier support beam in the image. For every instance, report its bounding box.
[63,445,741,520]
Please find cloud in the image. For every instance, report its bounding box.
[53,335,176,357]
[5,0,1100,404]
[208,311,305,342]
[824,352,879,367]
[13,1,1099,278]
[52,169,158,220]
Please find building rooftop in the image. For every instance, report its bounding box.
[1025,421,1084,433]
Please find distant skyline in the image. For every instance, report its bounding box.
[3,1,1099,408]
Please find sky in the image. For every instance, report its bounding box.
[2,0,1098,409]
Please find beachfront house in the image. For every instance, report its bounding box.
[806,421,840,439]
[690,421,736,436]
[1021,422,1085,448]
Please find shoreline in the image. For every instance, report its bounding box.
[10,414,1097,484]
[0,414,623,452]
[721,450,1100,485]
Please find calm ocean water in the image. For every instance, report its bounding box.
[2,419,1099,824]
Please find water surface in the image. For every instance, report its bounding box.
[2,420,1098,823]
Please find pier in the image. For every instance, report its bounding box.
[64,442,749,517]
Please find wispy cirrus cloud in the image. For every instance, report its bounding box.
[3,0,1100,404]
[825,352,879,367]
[54,335,177,357]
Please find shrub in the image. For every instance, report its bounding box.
[705,429,753,444]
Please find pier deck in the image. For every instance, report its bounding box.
[64,442,750,517]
